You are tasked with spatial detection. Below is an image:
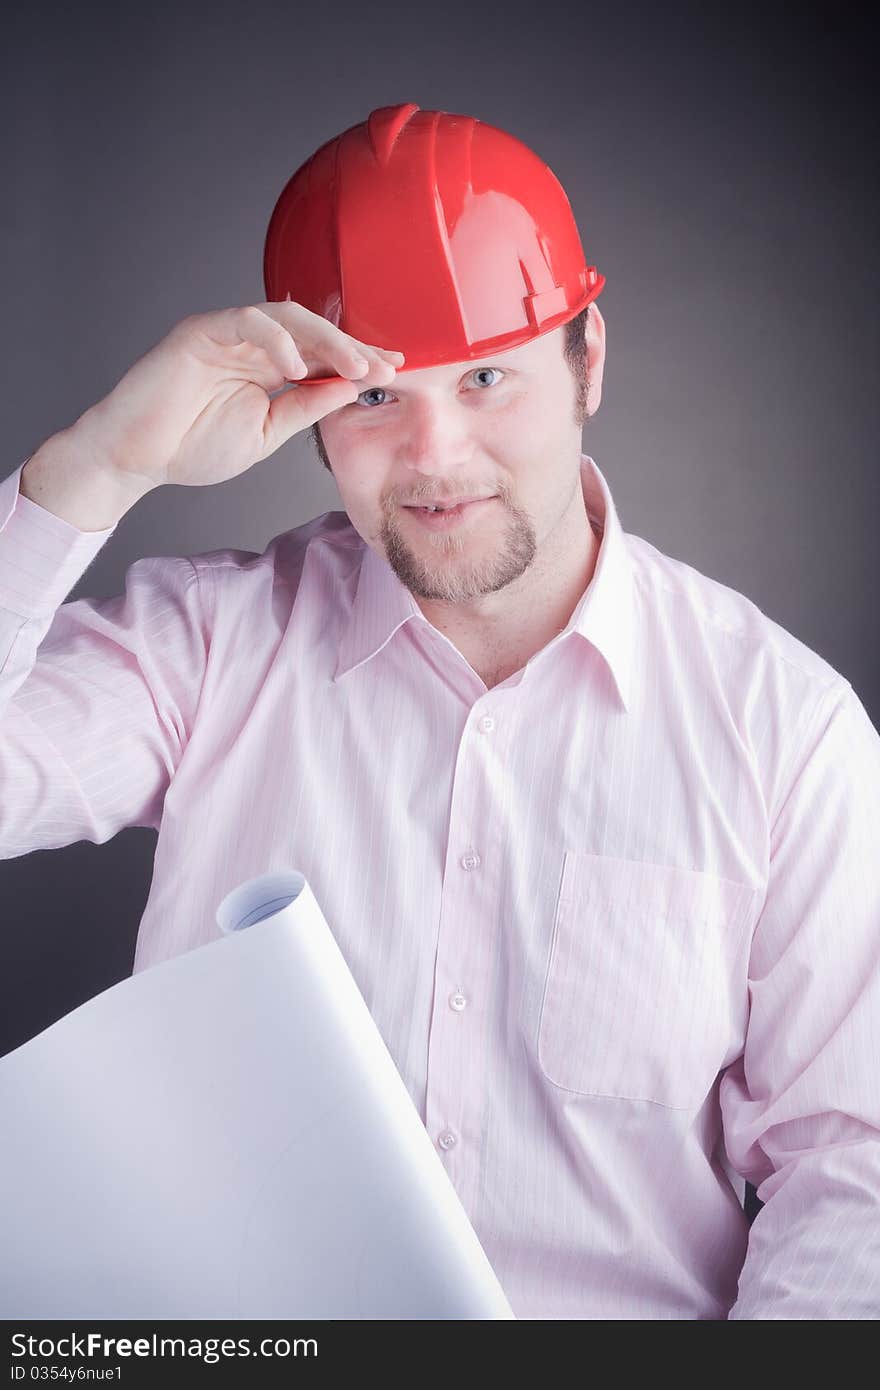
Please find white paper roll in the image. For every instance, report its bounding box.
[0,869,515,1319]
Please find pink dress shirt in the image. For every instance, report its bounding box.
[1,452,878,1320]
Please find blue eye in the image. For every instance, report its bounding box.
[353,366,505,408]
[354,386,390,408]
[470,367,504,388]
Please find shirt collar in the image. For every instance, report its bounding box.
[334,453,635,712]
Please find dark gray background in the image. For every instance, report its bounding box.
[1,0,876,1233]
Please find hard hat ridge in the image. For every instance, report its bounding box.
[366,102,421,166]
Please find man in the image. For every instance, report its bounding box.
[2,103,878,1319]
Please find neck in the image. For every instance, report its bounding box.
[415,482,601,689]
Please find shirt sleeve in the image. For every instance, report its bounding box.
[0,460,211,857]
[720,676,880,1318]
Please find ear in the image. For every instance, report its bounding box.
[585,303,606,415]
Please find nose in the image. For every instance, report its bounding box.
[396,396,473,479]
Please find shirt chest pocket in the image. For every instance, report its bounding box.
[537,853,755,1110]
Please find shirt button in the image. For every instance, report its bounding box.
[478,714,495,733]
[460,851,481,870]
[438,1129,458,1151]
[449,991,467,1011]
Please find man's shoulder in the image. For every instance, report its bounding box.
[625,529,844,694]
[185,507,364,591]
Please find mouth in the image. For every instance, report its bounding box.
[402,497,498,529]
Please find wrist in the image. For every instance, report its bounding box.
[20,420,158,532]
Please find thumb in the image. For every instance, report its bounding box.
[261,377,360,456]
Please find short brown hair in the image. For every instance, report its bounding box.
[310,305,589,472]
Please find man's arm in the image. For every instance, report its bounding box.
[0,454,210,858]
[720,677,880,1318]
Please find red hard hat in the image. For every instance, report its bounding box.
[263,103,605,385]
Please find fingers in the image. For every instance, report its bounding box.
[261,376,361,456]
[228,305,310,381]
[361,343,407,366]
[192,303,406,387]
[259,300,406,381]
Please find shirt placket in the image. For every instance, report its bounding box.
[424,694,509,1216]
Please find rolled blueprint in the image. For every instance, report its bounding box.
[0,870,515,1319]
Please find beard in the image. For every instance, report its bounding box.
[378,492,537,603]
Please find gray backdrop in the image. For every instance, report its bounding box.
[2,0,876,1237]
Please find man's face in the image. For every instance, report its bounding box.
[315,322,592,606]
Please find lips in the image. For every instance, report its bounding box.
[403,496,498,529]
[404,496,495,511]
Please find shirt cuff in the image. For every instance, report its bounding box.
[0,459,118,619]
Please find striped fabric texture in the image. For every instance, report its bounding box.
[1,452,878,1319]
